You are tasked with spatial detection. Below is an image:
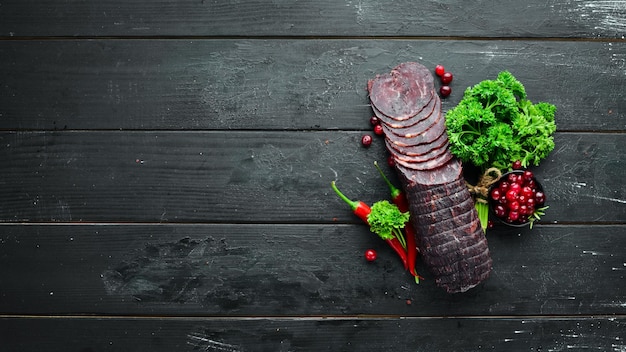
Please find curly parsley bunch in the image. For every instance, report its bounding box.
[445,71,557,172]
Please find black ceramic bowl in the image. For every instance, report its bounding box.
[488,170,546,227]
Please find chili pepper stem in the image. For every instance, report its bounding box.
[331,181,359,211]
[374,161,402,200]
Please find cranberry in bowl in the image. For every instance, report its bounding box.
[488,170,547,228]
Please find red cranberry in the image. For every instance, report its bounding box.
[535,191,546,205]
[361,134,373,147]
[441,72,453,84]
[506,189,519,202]
[523,170,534,182]
[439,85,452,97]
[522,186,534,199]
[494,205,506,217]
[435,65,445,77]
[364,249,377,262]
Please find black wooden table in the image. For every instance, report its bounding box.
[1,1,625,351]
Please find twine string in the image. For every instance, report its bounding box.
[467,167,503,204]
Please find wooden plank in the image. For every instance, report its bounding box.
[0,39,623,131]
[1,316,624,351]
[1,0,625,38]
[0,224,624,316]
[0,131,623,223]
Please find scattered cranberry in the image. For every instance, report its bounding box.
[364,249,377,262]
[373,124,384,136]
[439,85,451,97]
[361,134,373,147]
[441,72,454,84]
[512,160,523,170]
[435,65,445,77]
[487,220,495,229]
[370,116,379,126]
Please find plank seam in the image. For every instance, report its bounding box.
[0,35,625,43]
[1,314,625,321]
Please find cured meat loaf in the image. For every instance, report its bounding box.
[368,62,492,293]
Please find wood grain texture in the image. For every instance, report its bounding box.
[0,224,624,316]
[0,40,623,131]
[1,316,625,351]
[1,0,625,38]
[1,0,625,347]
[0,131,623,223]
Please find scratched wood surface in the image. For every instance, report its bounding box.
[1,0,625,38]
[0,40,624,132]
[1,0,625,351]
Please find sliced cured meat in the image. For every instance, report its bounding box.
[385,124,449,157]
[417,221,491,293]
[415,198,476,234]
[415,197,475,225]
[368,62,492,293]
[430,249,492,286]
[392,146,453,171]
[395,157,463,187]
[407,176,466,196]
[371,91,437,128]
[393,62,436,93]
[383,97,442,138]
[409,181,471,215]
[420,222,481,257]
[384,111,447,148]
[389,141,449,166]
[368,63,434,120]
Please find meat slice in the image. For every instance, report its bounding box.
[395,157,463,187]
[383,110,447,148]
[392,145,453,171]
[385,124,449,157]
[368,62,434,120]
[384,98,441,138]
[390,141,449,165]
[372,91,437,128]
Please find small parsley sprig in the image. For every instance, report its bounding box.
[367,200,410,248]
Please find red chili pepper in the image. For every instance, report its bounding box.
[374,161,409,212]
[331,181,409,269]
[331,181,371,223]
[386,237,409,269]
[374,162,423,283]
